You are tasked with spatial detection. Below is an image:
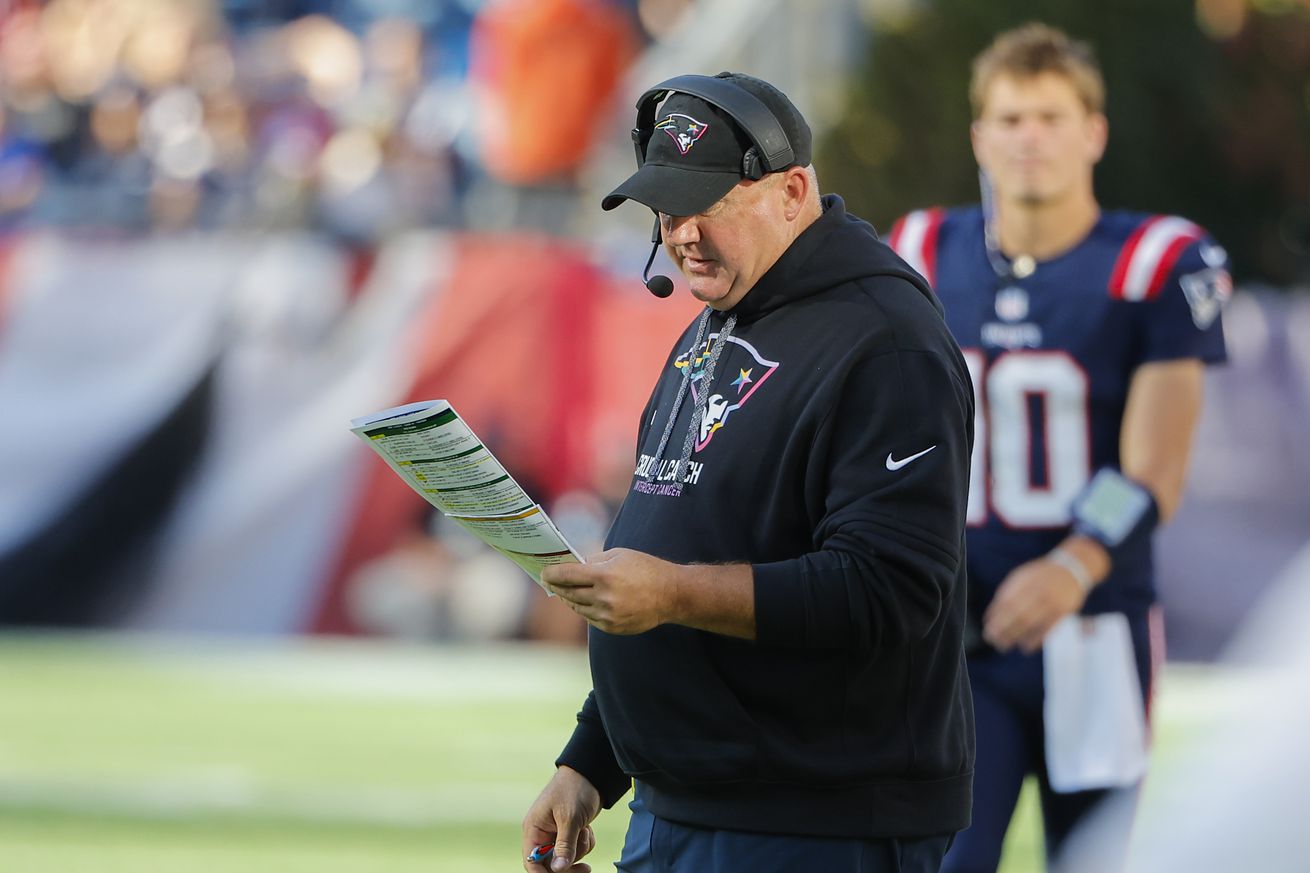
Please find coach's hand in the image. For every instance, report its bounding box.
[983,557,1089,654]
[522,766,600,872]
[542,549,678,635]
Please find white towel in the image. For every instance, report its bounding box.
[1043,613,1150,792]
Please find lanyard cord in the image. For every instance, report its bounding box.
[674,312,737,484]
[981,169,1041,282]
[643,308,738,488]
[980,169,1012,282]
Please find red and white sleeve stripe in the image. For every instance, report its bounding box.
[1108,216,1205,301]
[888,208,945,287]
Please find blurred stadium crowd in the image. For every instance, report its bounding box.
[0,0,696,237]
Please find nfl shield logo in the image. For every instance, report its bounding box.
[995,286,1029,322]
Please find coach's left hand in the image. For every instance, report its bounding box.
[542,549,679,635]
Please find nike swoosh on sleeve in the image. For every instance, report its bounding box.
[885,445,937,471]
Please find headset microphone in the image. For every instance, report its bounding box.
[642,217,674,298]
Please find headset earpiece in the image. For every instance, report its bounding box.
[631,126,649,169]
[741,148,763,181]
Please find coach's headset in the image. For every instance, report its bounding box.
[632,74,798,297]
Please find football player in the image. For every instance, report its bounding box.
[889,22,1230,873]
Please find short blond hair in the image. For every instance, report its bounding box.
[969,23,1105,118]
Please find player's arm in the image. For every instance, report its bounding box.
[984,359,1205,653]
[1054,358,1204,575]
[1050,358,1205,576]
[1045,237,1221,589]
[985,231,1226,653]
[1119,359,1204,523]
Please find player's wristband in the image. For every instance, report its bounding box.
[1069,468,1160,564]
[1047,546,1094,593]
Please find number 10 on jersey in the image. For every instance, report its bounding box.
[962,349,1091,529]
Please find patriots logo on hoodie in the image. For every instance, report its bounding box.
[676,335,780,451]
[656,113,709,155]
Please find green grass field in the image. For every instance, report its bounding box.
[0,632,1220,872]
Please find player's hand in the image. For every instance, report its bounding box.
[522,766,600,872]
[542,549,679,635]
[982,556,1090,654]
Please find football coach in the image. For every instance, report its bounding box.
[522,71,975,873]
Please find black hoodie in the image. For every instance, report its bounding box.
[558,195,975,839]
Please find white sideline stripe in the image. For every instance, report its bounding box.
[1122,217,1199,301]
[0,775,532,827]
[30,635,593,702]
[155,648,591,702]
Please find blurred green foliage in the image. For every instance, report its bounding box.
[818,0,1310,285]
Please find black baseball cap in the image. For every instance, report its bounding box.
[602,72,812,217]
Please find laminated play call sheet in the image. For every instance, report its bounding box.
[350,400,580,586]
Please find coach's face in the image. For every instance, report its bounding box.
[972,72,1106,207]
[659,168,805,311]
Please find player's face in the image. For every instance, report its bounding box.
[972,72,1107,207]
[659,173,793,311]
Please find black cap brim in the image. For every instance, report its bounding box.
[601,163,741,216]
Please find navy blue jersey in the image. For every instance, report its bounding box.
[891,206,1230,615]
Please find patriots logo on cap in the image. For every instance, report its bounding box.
[656,113,709,155]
